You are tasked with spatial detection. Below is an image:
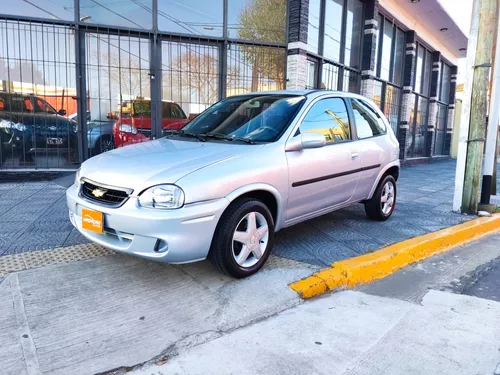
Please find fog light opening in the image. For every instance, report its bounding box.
[154,239,169,253]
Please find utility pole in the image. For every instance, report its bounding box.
[461,0,498,214]
[453,0,481,212]
[480,4,500,208]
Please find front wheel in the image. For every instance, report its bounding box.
[364,175,397,221]
[209,198,274,278]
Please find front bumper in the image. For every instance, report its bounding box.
[66,184,229,263]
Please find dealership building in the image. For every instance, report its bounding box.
[0,0,466,170]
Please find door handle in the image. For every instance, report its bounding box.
[351,153,359,161]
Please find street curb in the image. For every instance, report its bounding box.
[289,215,500,299]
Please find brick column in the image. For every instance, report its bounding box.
[286,0,309,90]
[426,51,441,156]
[360,0,380,99]
[398,31,417,160]
[444,66,458,155]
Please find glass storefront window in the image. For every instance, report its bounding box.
[162,41,219,130]
[414,45,424,93]
[440,63,451,103]
[307,0,321,54]
[379,19,393,81]
[435,103,447,154]
[227,44,285,95]
[344,0,363,69]
[0,21,77,168]
[79,0,153,29]
[323,0,343,63]
[306,60,317,89]
[321,63,340,90]
[85,33,150,154]
[228,0,287,43]
[413,96,428,157]
[393,28,405,86]
[422,50,432,97]
[158,0,223,37]
[2,1,75,21]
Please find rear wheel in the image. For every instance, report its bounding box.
[364,175,397,221]
[94,136,114,155]
[209,198,274,278]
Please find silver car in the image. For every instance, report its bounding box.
[67,90,400,278]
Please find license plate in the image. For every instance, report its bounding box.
[47,137,63,145]
[82,208,103,234]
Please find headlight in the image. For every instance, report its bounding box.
[138,185,185,209]
[0,119,26,131]
[119,124,138,135]
[74,169,81,188]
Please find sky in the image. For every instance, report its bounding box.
[439,0,474,83]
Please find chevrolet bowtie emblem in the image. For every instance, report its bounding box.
[91,188,107,198]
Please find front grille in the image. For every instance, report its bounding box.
[81,180,131,207]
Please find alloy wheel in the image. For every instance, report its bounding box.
[380,180,395,215]
[232,211,269,268]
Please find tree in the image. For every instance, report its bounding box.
[237,0,286,90]
[0,58,45,85]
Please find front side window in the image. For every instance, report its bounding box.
[181,94,306,142]
[299,98,351,143]
[351,99,387,139]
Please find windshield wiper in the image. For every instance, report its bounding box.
[204,132,255,144]
[166,129,206,142]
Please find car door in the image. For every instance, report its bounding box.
[349,98,388,201]
[285,96,361,224]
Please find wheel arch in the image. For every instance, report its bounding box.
[225,183,285,231]
[367,161,400,200]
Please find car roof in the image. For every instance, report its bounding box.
[227,90,365,100]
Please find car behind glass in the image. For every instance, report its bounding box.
[66,90,400,278]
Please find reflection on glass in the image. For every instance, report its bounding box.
[393,28,405,86]
[414,45,424,93]
[308,0,321,54]
[162,41,219,131]
[321,63,339,90]
[86,33,150,154]
[413,96,428,157]
[371,80,383,108]
[379,19,393,81]
[344,0,363,69]
[342,69,358,93]
[434,103,447,155]
[384,85,401,135]
[2,1,75,21]
[0,21,77,169]
[227,44,285,95]
[406,93,416,158]
[158,0,223,37]
[306,60,317,89]
[228,0,286,43]
[440,63,451,103]
[323,0,343,62]
[422,50,432,96]
[80,0,153,29]
[300,97,351,143]
[351,99,387,139]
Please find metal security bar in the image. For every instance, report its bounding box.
[0,0,288,169]
[0,19,77,169]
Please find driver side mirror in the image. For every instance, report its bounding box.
[58,109,67,116]
[285,132,326,152]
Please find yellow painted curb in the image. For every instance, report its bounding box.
[289,215,500,299]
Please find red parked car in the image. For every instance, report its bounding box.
[112,99,189,148]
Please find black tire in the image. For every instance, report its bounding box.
[209,198,275,278]
[364,174,397,221]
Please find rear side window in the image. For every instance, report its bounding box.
[299,97,351,144]
[171,103,186,119]
[351,98,387,139]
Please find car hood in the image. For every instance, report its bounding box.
[80,138,259,192]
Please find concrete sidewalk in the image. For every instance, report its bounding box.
[130,234,500,375]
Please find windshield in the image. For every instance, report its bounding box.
[180,94,306,143]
